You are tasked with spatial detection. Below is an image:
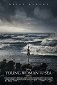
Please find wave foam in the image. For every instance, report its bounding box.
[0,44,10,49]
[21,44,57,55]
[41,38,57,46]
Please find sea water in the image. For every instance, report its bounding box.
[0,33,57,71]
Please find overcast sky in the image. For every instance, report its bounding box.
[0,0,57,33]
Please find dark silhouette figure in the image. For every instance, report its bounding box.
[27,46,30,63]
[27,46,30,56]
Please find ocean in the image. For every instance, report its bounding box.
[0,33,57,71]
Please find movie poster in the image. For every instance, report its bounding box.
[0,0,57,85]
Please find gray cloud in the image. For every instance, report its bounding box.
[33,7,57,32]
[0,7,57,33]
[0,0,57,33]
[34,7,52,20]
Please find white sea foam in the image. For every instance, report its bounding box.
[21,44,57,55]
[0,38,43,44]
[0,44,10,49]
[41,37,57,46]
[0,39,21,44]
[33,39,43,42]
[12,35,25,39]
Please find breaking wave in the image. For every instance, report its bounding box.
[41,38,57,46]
[21,44,57,55]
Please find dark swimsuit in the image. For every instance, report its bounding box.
[27,48,30,55]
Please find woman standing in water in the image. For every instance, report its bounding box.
[27,46,30,63]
